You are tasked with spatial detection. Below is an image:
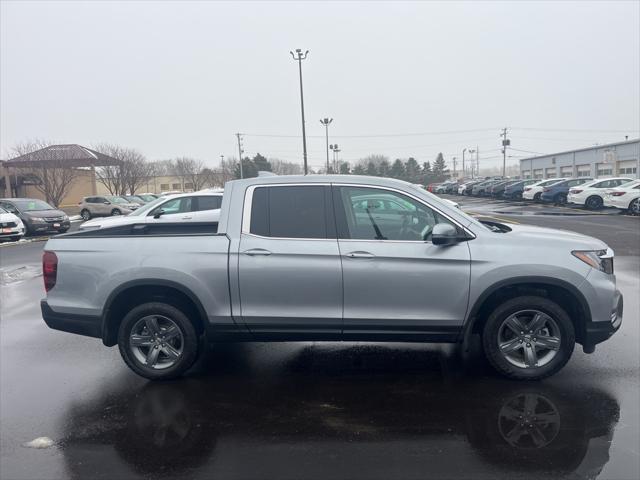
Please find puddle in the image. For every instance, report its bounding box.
[0,265,42,286]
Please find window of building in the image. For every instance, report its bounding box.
[249,186,329,239]
[619,167,637,175]
[545,167,557,178]
[560,166,573,177]
[576,165,591,177]
[522,170,531,179]
[533,169,543,179]
[596,164,613,177]
[184,183,194,190]
[172,183,181,190]
[160,184,170,191]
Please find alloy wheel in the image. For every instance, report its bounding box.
[630,198,640,216]
[497,310,561,369]
[129,315,184,370]
[498,393,561,448]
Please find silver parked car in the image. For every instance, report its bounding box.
[78,195,140,220]
[42,175,622,381]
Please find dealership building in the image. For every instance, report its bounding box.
[520,138,639,180]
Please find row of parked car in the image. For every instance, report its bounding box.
[429,177,640,214]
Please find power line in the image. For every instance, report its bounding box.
[243,127,498,139]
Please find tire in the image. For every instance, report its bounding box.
[118,302,200,380]
[585,195,603,210]
[554,193,567,206]
[10,236,21,242]
[81,209,92,221]
[482,296,575,380]
[533,192,542,202]
[629,198,640,216]
[111,208,122,216]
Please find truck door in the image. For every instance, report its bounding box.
[333,185,471,340]
[238,184,342,337]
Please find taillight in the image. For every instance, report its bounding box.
[524,187,531,191]
[543,188,551,192]
[570,189,583,194]
[611,191,626,196]
[43,251,58,292]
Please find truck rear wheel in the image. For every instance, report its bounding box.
[118,302,199,380]
[482,296,575,380]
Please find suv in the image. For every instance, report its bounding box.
[79,196,140,220]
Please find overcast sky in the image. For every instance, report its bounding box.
[1,0,638,171]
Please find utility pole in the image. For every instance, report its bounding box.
[468,148,476,178]
[290,49,309,174]
[452,157,457,178]
[501,128,510,177]
[462,148,467,178]
[320,118,333,173]
[476,146,480,178]
[235,133,244,179]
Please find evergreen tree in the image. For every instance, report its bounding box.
[353,164,366,175]
[405,157,420,182]
[366,161,378,176]
[339,162,351,174]
[233,157,258,179]
[252,153,271,172]
[378,159,390,177]
[422,161,432,175]
[389,159,405,179]
[432,153,449,181]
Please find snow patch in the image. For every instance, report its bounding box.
[22,437,55,449]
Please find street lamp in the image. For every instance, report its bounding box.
[330,144,340,171]
[462,148,467,178]
[320,118,333,173]
[290,49,309,174]
[468,149,476,178]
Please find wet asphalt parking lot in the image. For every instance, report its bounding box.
[1,199,638,480]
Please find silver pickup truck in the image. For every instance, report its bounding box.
[41,175,622,380]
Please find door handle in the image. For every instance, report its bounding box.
[181,216,193,220]
[243,248,272,256]
[345,251,375,259]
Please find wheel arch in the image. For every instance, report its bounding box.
[462,276,591,348]
[101,279,208,346]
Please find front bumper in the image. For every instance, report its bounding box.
[582,290,623,353]
[29,220,71,233]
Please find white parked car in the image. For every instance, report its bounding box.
[79,191,223,230]
[604,180,640,215]
[522,178,567,201]
[567,177,634,210]
[0,205,25,242]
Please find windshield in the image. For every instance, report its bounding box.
[128,196,169,216]
[0,206,7,214]
[11,199,54,211]
[105,196,129,204]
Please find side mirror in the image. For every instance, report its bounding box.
[432,223,459,246]
[103,201,111,205]
[153,209,165,219]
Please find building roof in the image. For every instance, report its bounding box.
[4,144,121,168]
[519,138,640,164]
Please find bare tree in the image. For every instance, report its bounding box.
[9,139,81,207]
[270,158,303,175]
[93,144,152,195]
[171,157,207,191]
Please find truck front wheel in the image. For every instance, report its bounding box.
[482,296,575,380]
[117,302,199,380]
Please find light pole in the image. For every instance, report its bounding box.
[330,144,339,171]
[290,49,309,174]
[320,118,333,173]
[468,149,476,178]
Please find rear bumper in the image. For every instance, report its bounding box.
[582,290,623,353]
[41,300,102,339]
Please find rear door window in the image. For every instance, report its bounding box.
[248,185,332,239]
[194,196,222,211]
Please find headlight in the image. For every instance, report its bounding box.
[572,249,614,274]
[62,215,69,220]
